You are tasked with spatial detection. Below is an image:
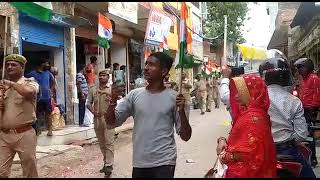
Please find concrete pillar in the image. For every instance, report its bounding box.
[0,2,19,54]
[62,2,77,125]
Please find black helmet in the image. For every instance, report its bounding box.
[294,57,314,72]
[259,57,293,86]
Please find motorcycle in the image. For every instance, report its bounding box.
[276,143,312,177]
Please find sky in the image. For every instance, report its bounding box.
[242,2,272,49]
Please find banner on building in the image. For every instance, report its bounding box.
[108,2,138,24]
[191,13,203,60]
[144,9,173,46]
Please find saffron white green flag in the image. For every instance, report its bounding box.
[97,12,113,49]
[176,2,194,69]
[10,2,53,22]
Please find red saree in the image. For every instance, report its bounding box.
[222,75,277,178]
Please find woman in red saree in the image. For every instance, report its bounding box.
[216,75,277,178]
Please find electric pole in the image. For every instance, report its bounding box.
[223,15,227,66]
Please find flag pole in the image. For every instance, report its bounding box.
[223,15,227,66]
[2,16,8,80]
[179,57,184,94]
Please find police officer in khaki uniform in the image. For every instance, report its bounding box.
[87,69,115,178]
[194,75,207,115]
[206,77,214,112]
[212,76,220,109]
[178,72,193,119]
[0,54,39,178]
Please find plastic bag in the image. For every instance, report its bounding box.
[204,156,228,178]
[83,107,93,126]
[215,158,227,178]
[51,107,65,131]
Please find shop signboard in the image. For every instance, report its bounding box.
[144,9,173,46]
[108,2,138,24]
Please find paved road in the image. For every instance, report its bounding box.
[9,105,320,178]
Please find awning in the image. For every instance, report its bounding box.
[290,2,318,28]
[50,13,92,27]
[237,44,267,61]
[267,25,288,51]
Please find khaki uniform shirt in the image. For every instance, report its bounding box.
[87,85,111,130]
[180,79,192,104]
[212,78,219,88]
[197,79,207,92]
[207,79,214,93]
[1,77,39,129]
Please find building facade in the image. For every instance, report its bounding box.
[267,2,300,60]
[1,2,205,125]
[290,2,320,69]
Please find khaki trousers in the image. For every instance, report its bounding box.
[206,90,213,111]
[0,128,38,178]
[199,91,207,113]
[94,127,115,166]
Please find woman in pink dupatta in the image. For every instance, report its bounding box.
[216,75,277,178]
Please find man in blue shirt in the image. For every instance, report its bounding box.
[27,59,55,136]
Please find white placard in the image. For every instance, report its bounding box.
[144,10,173,46]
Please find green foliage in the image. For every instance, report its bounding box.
[204,2,249,45]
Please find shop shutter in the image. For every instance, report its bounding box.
[19,14,64,48]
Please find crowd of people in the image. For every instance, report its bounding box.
[0,50,320,178]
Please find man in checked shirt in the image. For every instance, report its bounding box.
[259,57,315,178]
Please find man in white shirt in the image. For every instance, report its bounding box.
[259,57,315,177]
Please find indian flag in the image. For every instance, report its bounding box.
[175,2,194,69]
[97,12,113,49]
[10,2,53,22]
[177,2,188,68]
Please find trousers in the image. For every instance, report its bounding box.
[132,165,175,178]
[95,127,115,166]
[0,128,38,178]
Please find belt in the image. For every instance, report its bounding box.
[1,124,33,134]
[275,139,296,150]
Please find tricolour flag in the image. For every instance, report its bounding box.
[97,12,113,49]
[176,2,194,69]
[10,2,53,22]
